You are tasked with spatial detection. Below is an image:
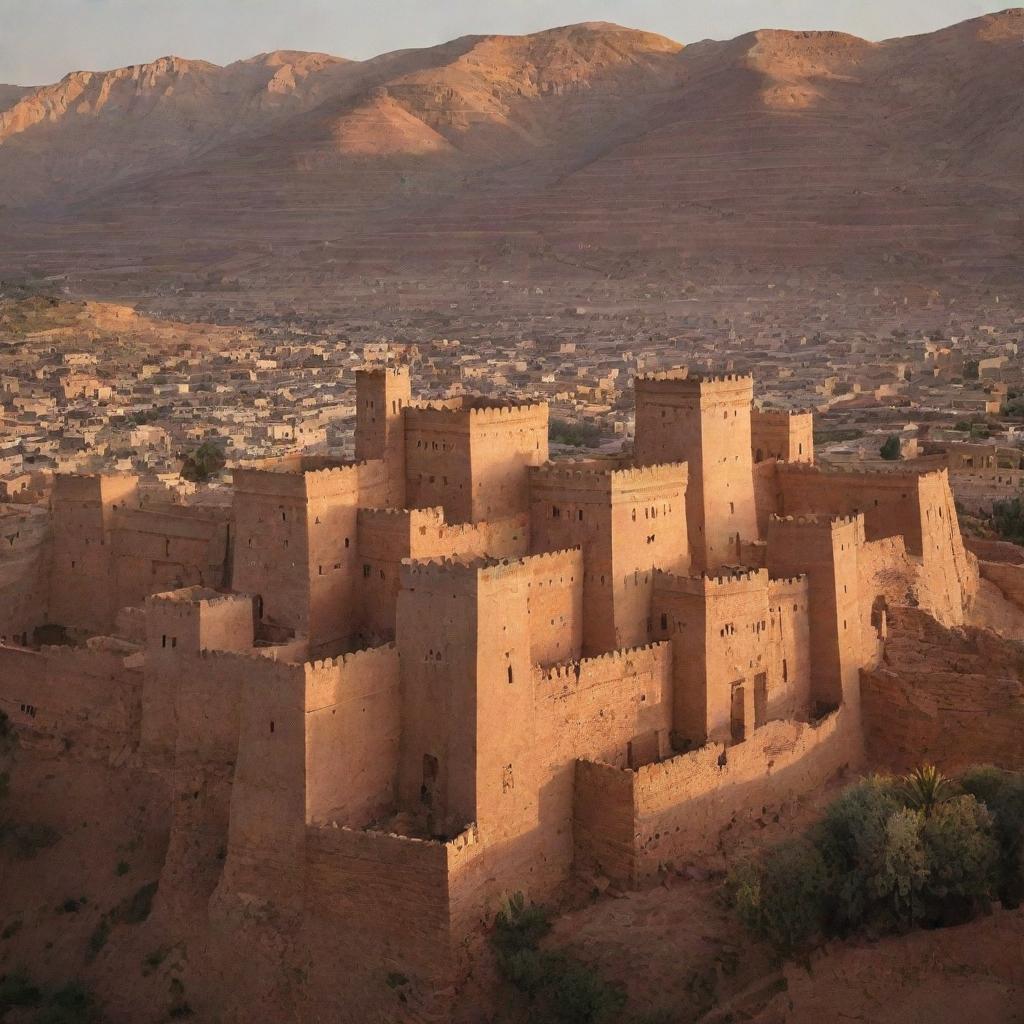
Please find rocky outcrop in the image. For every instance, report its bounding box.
[862,605,1024,772]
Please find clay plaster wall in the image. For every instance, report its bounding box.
[304,644,400,827]
[653,570,811,747]
[751,409,814,465]
[48,473,139,633]
[633,374,757,572]
[0,642,142,756]
[357,507,528,638]
[529,462,689,655]
[575,707,861,885]
[404,401,548,524]
[232,460,386,651]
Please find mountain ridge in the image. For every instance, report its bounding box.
[2,10,1023,289]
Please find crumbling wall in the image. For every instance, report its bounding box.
[862,607,1024,773]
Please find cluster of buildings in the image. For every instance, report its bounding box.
[3,287,1024,520]
[0,362,998,1022]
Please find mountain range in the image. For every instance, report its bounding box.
[1,9,1023,291]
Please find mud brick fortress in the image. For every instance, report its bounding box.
[0,366,999,1020]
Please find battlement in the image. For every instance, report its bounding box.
[776,462,947,485]
[532,460,685,487]
[769,512,864,531]
[233,458,384,499]
[358,506,444,521]
[634,369,753,391]
[235,454,351,476]
[406,395,548,427]
[400,547,580,589]
[767,574,809,593]
[305,641,397,675]
[355,365,409,379]
[147,585,233,608]
[309,820,480,854]
[53,472,137,501]
[538,641,669,685]
[196,647,303,673]
[752,407,814,421]
[655,567,768,596]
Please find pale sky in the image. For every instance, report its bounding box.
[0,0,1006,85]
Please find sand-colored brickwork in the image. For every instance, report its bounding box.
[0,365,992,1023]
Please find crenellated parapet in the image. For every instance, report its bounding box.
[406,396,548,426]
[769,511,864,530]
[400,547,582,591]
[654,567,769,597]
[233,456,385,499]
[634,369,754,402]
[776,461,949,485]
[536,641,670,687]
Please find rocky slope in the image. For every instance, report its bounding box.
[1,10,1023,286]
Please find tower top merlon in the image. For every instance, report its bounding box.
[634,368,753,391]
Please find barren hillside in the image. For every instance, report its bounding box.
[1,10,1023,292]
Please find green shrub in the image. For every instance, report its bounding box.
[35,981,100,1024]
[918,795,1000,924]
[491,894,628,1023]
[545,957,626,1024]
[730,839,828,951]
[991,499,1024,545]
[899,764,956,816]
[180,440,226,483]
[730,768,1020,952]
[877,807,929,927]
[0,968,42,1012]
[549,419,604,449]
[959,766,1024,907]
[814,775,905,932]
[879,435,901,460]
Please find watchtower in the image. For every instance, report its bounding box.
[355,366,410,507]
[634,371,757,572]
[395,557,536,840]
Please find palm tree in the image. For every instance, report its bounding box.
[900,764,956,817]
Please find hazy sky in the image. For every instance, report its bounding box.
[0,0,1004,85]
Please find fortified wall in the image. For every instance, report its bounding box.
[0,364,996,1024]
